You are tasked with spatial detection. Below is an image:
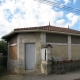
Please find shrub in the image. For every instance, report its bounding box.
[0,57,7,77]
[2,56,7,68]
[51,59,80,74]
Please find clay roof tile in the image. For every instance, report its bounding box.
[14,25,80,35]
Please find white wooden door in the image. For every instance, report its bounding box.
[25,44,35,70]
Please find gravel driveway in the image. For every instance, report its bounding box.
[0,71,80,80]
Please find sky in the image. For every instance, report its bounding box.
[0,0,80,38]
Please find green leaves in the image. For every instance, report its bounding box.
[0,40,8,56]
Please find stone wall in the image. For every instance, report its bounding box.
[50,44,68,60]
[71,45,80,59]
[7,35,18,73]
[7,58,19,73]
[18,32,42,73]
[9,35,17,45]
[7,32,80,74]
[47,44,80,60]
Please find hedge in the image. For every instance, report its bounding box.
[51,60,80,74]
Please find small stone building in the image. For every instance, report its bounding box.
[2,25,80,73]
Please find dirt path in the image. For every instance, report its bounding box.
[0,71,80,80]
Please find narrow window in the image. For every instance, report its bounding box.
[45,49,46,60]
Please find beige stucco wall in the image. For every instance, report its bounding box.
[71,45,80,59]
[51,44,68,60]
[17,32,42,73]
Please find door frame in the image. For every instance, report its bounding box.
[25,43,36,70]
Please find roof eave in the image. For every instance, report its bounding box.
[2,29,80,39]
[41,30,80,36]
[2,30,15,39]
[2,29,41,39]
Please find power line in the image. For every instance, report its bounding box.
[34,0,80,15]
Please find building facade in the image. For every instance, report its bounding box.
[2,25,80,73]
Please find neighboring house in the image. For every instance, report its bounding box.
[2,25,80,73]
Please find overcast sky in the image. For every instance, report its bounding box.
[0,0,80,38]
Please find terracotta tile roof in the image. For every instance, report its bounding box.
[14,25,80,35]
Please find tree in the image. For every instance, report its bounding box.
[0,40,8,56]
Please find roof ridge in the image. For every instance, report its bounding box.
[14,25,80,34]
[3,25,80,39]
[52,26,80,32]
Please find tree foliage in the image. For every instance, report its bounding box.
[0,40,8,56]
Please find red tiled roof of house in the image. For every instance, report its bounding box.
[2,25,80,39]
[14,25,80,34]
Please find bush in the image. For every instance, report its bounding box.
[0,56,7,77]
[0,40,8,56]
[2,56,7,68]
[0,65,5,73]
[51,60,80,74]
